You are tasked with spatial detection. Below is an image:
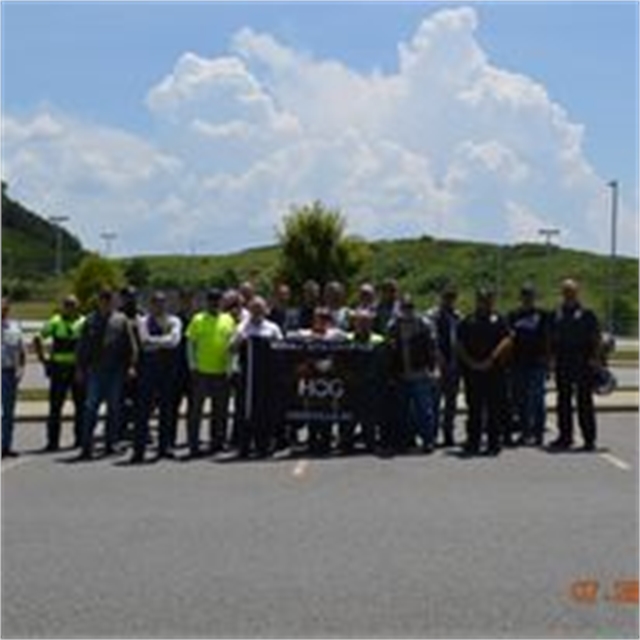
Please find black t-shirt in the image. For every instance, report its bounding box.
[457,312,510,365]
[507,307,549,366]
[551,304,600,367]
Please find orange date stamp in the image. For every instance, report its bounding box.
[570,579,638,605]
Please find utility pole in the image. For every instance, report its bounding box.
[538,227,560,304]
[100,232,117,257]
[48,215,69,276]
[607,180,619,335]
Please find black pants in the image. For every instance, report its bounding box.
[237,380,273,456]
[47,362,85,448]
[133,357,178,458]
[170,364,191,448]
[556,366,596,446]
[463,370,507,451]
[187,373,230,454]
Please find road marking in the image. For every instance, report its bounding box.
[599,453,632,471]
[291,459,309,478]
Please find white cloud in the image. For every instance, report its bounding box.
[2,7,636,256]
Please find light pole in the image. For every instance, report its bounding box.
[607,180,619,335]
[48,215,69,276]
[100,232,117,257]
[538,227,560,304]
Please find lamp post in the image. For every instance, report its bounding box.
[100,232,117,257]
[538,227,560,304]
[607,180,619,335]
[48,215,69,276]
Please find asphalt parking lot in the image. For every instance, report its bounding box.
[2,414,638,638]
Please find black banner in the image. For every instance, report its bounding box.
[246,338,382,425]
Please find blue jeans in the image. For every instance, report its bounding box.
[81,368,125,455]
[511,364,546,441]
[398,377,436,448]
[2,369,19,452]
[433,364,460,443]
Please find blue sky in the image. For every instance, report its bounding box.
[1,2,638,256]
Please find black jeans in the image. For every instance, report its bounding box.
[556,366,596,446]
[187,373,230,454]
[133,356,178,457]
[463,369,508,451]
[47,362,85,448]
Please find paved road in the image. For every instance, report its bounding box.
[2,415,638,638]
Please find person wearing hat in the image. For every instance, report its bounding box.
[456,287,513,456]
[387,294,438,454]
[130,291,182,463]
[33,295,86,451]
[549,279,601,451]
[76,289,138,460]
[185,288,236,458]
[427,282,462,447]
[507,284,551,446]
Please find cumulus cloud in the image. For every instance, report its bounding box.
[2,6,636,256]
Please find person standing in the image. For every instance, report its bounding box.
[130,292,182,463]
[457,288,512,456]
[298,280,321,330]
[428,283,462,447]
[118,286,143,441]
[387,295,438,454]
[343,309,385,454]
[2,297,26,458]
[507,284,550,446]
[323,281,350,330]
[549,279,601,451]
[268,283,299,334]
[76,289,138,460]
[186,288,236,458]
[170,288,194,448]
[231,296,283,458]
[374,278,400,336]
[33,295,86,451]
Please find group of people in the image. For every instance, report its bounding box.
[1,275,605,462]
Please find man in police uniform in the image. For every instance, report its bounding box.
[457,287,512,456]
[34,295,85,451]
[550,279,601,451]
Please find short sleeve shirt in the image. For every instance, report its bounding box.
[186,312,236,374]
[457,312,510,363]
[2,319,24,370]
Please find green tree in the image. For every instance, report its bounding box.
[72,254,124,311]
[276,201,368,293]
[123,257,151,288]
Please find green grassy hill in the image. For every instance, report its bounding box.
[120,236,638,334]
[1,182,85,282]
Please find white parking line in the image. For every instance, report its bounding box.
[291,459,309,478]
[599,452,632,471]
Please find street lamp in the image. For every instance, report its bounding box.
[607,180,619,335]
[48,215,69,276]
[538,227,560,303]
[100,232,117,257]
